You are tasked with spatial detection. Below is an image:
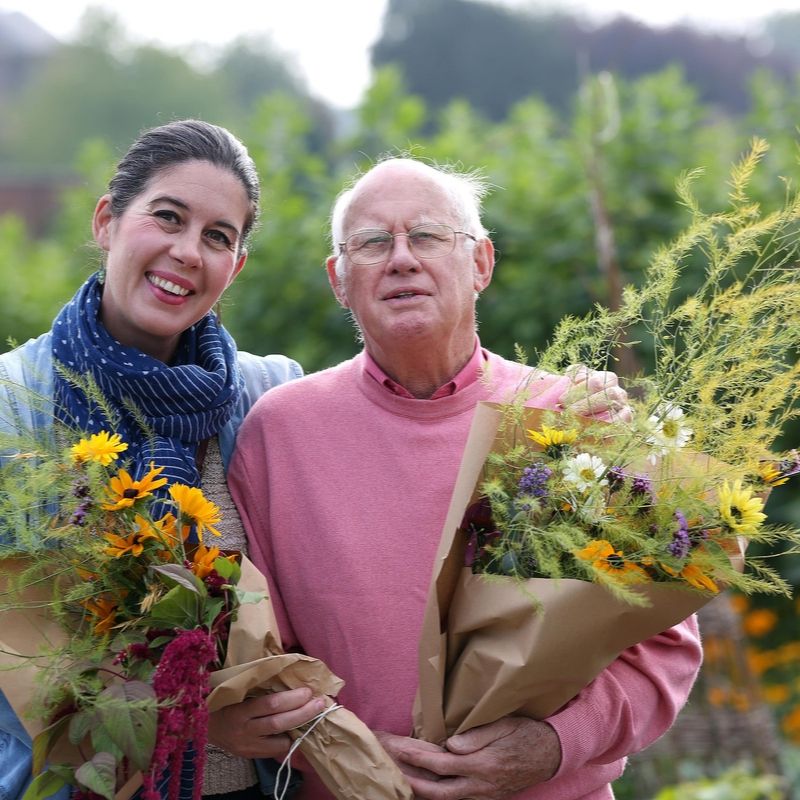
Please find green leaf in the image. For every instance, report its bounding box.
[21,770,69,800]
[96,682,157,770]
[151,563,202,593]
[202,596,226,628]
[75,752,117,800]
[89,727,123,762]
[68,708,95,746]
[32,714,71,774]
[235,588,267,606]
[213,556,240,582]
[148,584,201,627]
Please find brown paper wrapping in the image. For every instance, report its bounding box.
[1,556,412,800]
[208,557,413,800]
[413,402,728,744]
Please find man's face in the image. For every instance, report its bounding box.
[326,163,493,362]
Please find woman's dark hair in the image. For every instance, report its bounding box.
[108,119,260,248]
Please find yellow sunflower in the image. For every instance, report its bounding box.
[574,539,648,583]
[679,563,719,593]
[718,480,766,535]
[102,463,167,511]
[169,484,222,542]
[80,593,120,635]
[71,431,129,466]
[189,543,236,579]
[527,425,578,450]
[757,461,788,487]
[102,514,159,558]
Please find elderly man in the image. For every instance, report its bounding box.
[224,158,702,799]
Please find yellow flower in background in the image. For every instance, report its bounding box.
[574,539,648,582]
[729,593,749,614]
[527,425,578,449]
[718,480,766,535]
[742,608,779,637]
[102,514,159,558]
[762,685,791,704]
[71,431,128,466]
[102,463,167,511]
[169,484,221,542]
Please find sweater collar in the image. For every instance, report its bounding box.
[362,337,485,400]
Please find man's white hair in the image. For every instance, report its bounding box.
[330,156,491,279]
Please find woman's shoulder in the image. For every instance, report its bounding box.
[235,350,303,399]
[0,332,53,385]
[0,333,54,428]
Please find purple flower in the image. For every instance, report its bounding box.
[667,510,691,558]
[204,571,227,597]
[70,500,90,526]
[607,466,626,490]
[464,531,479,566]
[779,452,800,478]
[142,628,216,800]
[631,475,653,496]
[518,463,552,498]
[462,498,494,531]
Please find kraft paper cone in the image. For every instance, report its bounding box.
[413,402,727,744]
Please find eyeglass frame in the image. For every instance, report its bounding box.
[337,223,478,266]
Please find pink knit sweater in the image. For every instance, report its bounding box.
[228,350,702,800]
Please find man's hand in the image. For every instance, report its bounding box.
[560,364,632,422]
[207,688,325,759]
[378,717,561,800]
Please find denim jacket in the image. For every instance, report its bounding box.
[0,331,302,800]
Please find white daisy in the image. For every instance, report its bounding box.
[562,453,608,494]
[647,403,693,458]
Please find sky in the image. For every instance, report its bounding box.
[2,0,798,108]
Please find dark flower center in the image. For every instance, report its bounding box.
[606,553,626,570]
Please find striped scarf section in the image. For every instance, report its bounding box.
[52,273,243,490]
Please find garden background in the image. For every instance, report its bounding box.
[1,1,799,796]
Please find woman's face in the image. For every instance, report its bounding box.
[93,159,250,363]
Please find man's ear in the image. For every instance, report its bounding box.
[92,195,114,252]
[473,237,495,294]
[326,255,349,308]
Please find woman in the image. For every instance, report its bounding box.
[0,119,317,800]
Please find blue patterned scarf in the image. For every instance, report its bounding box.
[52,273,243,489]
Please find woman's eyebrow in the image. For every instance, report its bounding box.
[147,195,241,238]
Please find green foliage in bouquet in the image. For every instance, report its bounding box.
[464,139,800,606]
[0,391,258,800]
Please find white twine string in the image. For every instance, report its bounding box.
[273,702,343,800]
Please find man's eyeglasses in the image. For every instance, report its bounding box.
[338,223,477,266]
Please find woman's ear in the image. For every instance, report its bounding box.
[92,195,114,252]
[228,249,248,288]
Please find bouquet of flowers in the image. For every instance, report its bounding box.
[414,138,800,742]
[0,426,245,800]
[0,401,413,800]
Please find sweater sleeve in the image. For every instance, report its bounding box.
[227,405,300,652]
[545,615,702,780]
